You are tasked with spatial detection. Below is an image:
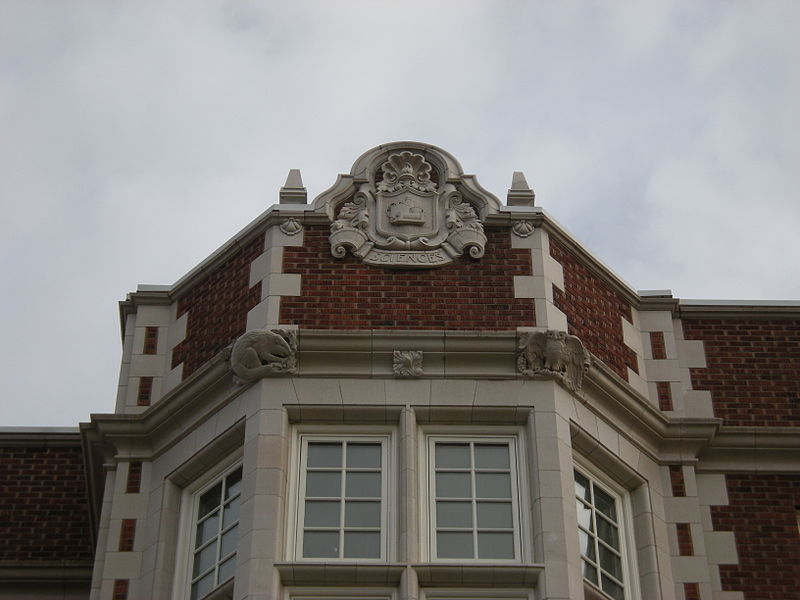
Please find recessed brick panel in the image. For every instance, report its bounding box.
[650,331,667,359]
[0,445,93,562]
[171,235,264,378]
[676,523,694,556]
[656,381,673,411]
[548,239,638,381]
[280,226,535,330]
[118,519,136,552]
[669,465,686,497]
[136,377,153,406]
[684,583,700,600]
[682,318,800,427]
[112,579,129,600]
[125,462,142,494]
[711,474,800,599]
[143,326,159,355]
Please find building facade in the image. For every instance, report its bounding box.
[4,142,799,600]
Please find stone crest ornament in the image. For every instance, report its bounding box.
[230,328,298,384]
[329,150,487,268]
[279,217,303,236]
[517,330,591,392]
[512,220,535,238]
[393,350,423,377]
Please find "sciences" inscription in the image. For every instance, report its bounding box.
[363,249,451,268]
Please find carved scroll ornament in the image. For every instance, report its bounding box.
[230,328,298,384]
[517,330,590,392]
[329,151,486,269]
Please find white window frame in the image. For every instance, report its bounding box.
[286,428,395,562]
[287,588,395,600]
[172,451,243,600]
[422,589,533,600]
[420,430,529,563]
[573,457,640,600]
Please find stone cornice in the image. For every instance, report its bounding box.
[696,426,800,472]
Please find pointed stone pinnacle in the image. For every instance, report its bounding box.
[279,169,307,204]
[507,171,535,206]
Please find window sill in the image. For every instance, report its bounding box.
[274,563,405,586]
[412,563,543,587]
[200,579,234,600]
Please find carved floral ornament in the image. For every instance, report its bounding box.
[517,329,591,392]
[329,151,487,269]
[393,350,423,378]
[230,328,298,384]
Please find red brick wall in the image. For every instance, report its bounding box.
[548,239,638,381]
[711,474,800,599]
[280,226,535,329]
[682,319,800,427]
[0,445,93,562]
[171,236,264,378]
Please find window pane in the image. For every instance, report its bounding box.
[601,574,625,600]
[220,525,238,558]
[195,512,219,548]
[198,483,222,518]
[225,467,242,499]
[345,501,380,527]
[599,545,623,580]
[578,529,596,561]
[305,500,341,527]
[436,472,471,498]
[474,444,510,469]
[594,486,617,522]
[191,572,215,600]
[218,555,236,583]
[576,499,593,531]
[437,531,474,558]
[477,501,513,528]
[574,470,591,502]
[308,443,342,468]
[435,443,470,468]
[347,443,381,468]
[582,559,598,584]
[437,501,473,528]
[346,472,381,497]
[303,531,339,558]
[597,515,620,550]
[193,541,217,577]
[306,471,341,497]
[476,473,511,498]
[223,496,240,528]
[343,531,381,558]
[477,531,515,559]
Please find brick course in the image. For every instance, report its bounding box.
[0,446,93,562]
[682,319,800,427]
[656,381,673,411]
[548,239,638,381]
[711,474,800,599]
[125,462,142,494]
[171,236,264,378]
[650,331,667,359]
[280,226,535,330]
[669,465,686,497]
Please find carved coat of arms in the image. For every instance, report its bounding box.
[329,151,487,268]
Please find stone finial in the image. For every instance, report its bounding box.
[517,330,590,392]
[230,329,298,384]
[507,171,535,207]
[279,169,307,204]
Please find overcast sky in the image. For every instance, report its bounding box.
[1,1,798,427]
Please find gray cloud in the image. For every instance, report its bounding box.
[1,1,798,426]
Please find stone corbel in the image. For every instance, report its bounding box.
[517,329,591,392]
[230,329,298,384]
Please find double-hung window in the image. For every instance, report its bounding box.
[188,464,242,600]
[426,436,523,561]
[295,436,389,560]
[574,468,627,600]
